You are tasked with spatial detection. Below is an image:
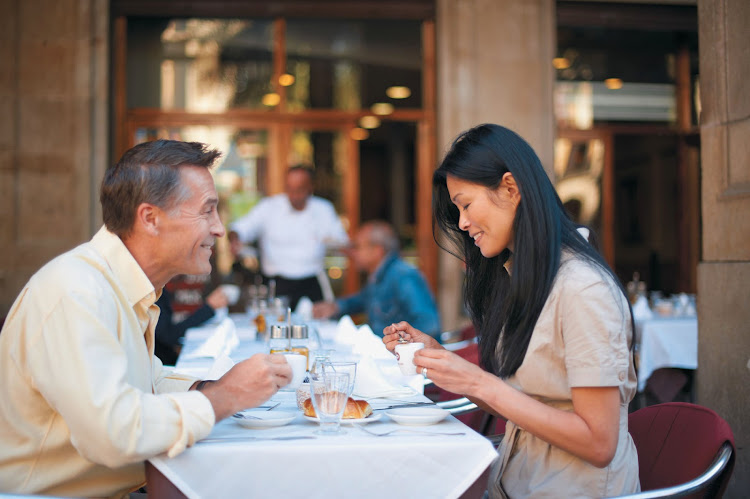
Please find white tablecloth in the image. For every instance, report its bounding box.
[635,316,698,392]
[151,316,498,498]
[149,391,497,498]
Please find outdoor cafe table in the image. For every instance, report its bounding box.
[147,316,498,498]
[635,315,698,392]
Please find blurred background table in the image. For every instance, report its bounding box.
[635,316,698,402]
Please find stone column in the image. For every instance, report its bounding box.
[697,0,750,494]
[435,0,556,330]
[0,0,108,317]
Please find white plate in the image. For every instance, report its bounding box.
[385,407,449,425]
[303,412,382,425]
[234,411,297,428]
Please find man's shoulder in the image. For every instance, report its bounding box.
[308,196,336,211]
[32,241,110,290]
[381,255,423,281]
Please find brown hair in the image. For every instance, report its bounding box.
[100,140,221,237]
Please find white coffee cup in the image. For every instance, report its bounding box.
[279,352,307,390]
[394,342,425,376]
[219,284,241,305]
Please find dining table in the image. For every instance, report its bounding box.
[146,313,498,498]
[634,314,698,393]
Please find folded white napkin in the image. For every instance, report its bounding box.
[632,295,653,320]
[351,324,393,360]
[333,315,359,344]
[206,354,235,380]
[295,296,314,321]
[353,356,417,399]
[182,317,239,359]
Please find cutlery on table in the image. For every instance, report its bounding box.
[232,402,283,419]
[232,413,261,420]
[198,435,316,444]
[372,401,436,410]
[356,425,465,437]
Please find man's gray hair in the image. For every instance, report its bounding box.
[364,220,400,253]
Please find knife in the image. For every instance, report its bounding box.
[373,401,436,410]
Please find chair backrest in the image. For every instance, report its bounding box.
[628,402,735,498]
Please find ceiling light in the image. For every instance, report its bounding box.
[261,92,281,106]
[370,102,394,115]
[278,73,295,86]
[386,86,411,99]
[359,116,381,129]
[350,128,369,141]
[553,57,571,70]
[604,78,623,90]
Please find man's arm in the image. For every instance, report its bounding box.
[29,291,214,466]
[229,198,269,244]
[318,200,350,247]
[336,289,368,317]
[396,269,441,340]
[189,355,292,421]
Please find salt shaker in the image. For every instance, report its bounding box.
[290,324,310,370]
[269,324,289,354]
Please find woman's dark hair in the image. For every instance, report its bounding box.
[433,124,631,377]
[101,140,221,237]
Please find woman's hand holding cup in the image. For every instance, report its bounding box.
[382,321,441,353]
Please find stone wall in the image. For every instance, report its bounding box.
[435,0,556,330]
[0,0,108,318]
[697,0,750,495]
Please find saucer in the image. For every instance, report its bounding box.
[304,412,382,425]
[385,407,449,425]
[234,411,297,428]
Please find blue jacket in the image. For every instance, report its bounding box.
[336,252,441,340]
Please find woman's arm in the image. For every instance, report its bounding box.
[414,349,620,468]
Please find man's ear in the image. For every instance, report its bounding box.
[135,203,160,236]
[501,172,521,207]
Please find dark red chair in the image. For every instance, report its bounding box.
[620,402,735,498]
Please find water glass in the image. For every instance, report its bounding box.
[321,361,357,398]
[310,372,350,435]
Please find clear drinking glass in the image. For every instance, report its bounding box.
[309,371,350,435]
[309,350,336,376]
[321,361,358,398]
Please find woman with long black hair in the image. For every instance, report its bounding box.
[383,124,639,497]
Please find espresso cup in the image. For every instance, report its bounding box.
[394,342,425,376]
[278,352,307,390]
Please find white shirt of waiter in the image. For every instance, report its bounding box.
[230,193,349,279]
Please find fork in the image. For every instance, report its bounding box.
[356,425,465,437]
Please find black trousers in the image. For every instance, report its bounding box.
[264,274,323,310]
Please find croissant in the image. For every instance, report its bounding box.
[303,396,373,419]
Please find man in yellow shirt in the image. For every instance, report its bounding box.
[0,140,292,497]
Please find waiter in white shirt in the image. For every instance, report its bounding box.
[229,166,349,309]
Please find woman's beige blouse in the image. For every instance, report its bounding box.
[488,254,640,498]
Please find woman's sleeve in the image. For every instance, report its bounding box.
[558,270,632,388]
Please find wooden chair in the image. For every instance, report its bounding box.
[617,402,735,498]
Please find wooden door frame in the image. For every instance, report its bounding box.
[113,15,437,295]
[556,127,615,267]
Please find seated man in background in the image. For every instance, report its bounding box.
[0,140,291,497]
[313,220,441,340]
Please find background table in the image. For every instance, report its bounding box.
[635,316,698,393]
